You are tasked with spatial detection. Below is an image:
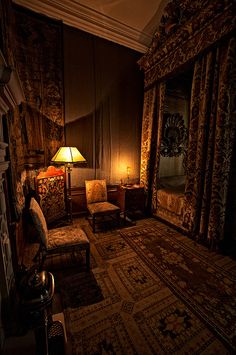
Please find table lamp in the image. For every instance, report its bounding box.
[126,166,131,186]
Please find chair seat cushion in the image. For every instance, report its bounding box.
[48,226,89,250]
[87,201,120,216]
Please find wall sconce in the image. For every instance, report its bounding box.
[51,146,86,223]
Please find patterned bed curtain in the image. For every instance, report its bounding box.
[140,82,165,212]
[183,36,236,248]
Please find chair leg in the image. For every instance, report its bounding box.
[117,212,121,228]
[33,245,47,271]
[93,215,96,233]
[33,246,41,262]
[86,247,90,271]
[38,249,47,271]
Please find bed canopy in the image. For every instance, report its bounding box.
[139,0,236,249]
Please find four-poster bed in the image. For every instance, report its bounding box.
[138,0,236,249]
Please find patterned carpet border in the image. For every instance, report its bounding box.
[120,219,236,351]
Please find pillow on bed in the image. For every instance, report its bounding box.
[29,197,48,248]
[158,175,185,189]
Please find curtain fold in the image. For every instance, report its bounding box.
[152,83,166,212]
[95,99,112,182]
[140,82,166,212]
[183,36,236,247]
[140,85,157,191]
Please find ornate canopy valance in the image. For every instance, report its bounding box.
[138,0,236,88]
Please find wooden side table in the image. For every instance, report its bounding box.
[117,184,146,222]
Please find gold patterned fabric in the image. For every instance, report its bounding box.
[29,197,89,249]
[183,37,236,246]
[29,197,90,269]
[155,176,185,228]
[85,179,107,204]
[140,83,165,212]
[157,188,185,216]
[139,0,235,88]
[140,85,157,191]
[139,0,236,247]
[87,201,120,216]
[48,226,89,250]
[152,82,166,212]
[85,179,120,232]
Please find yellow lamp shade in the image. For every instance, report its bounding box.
[51,147,86,163]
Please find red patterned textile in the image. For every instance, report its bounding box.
[36,166,66,224]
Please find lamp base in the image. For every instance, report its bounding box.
[66,193,73,224]
[66,165,73,224]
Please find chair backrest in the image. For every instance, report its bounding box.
[35,165,66,224]
[85,179,108,204]
[29,197,48,248]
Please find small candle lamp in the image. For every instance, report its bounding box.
[126,166,131,186]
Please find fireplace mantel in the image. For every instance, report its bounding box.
[0,50,24,348]
[0,50,25,116]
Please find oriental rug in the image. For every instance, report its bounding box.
[120,218,236,352]
[55,218,236,355]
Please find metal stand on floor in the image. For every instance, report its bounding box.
[18,270,66,355]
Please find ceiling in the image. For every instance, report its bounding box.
[13,0,168,53]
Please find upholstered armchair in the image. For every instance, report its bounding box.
[29,197,90,270]
[85,179,121,233]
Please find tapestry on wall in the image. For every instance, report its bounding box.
[0,0,15,66]
[12,4,65,164]
[6,107,26,218]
